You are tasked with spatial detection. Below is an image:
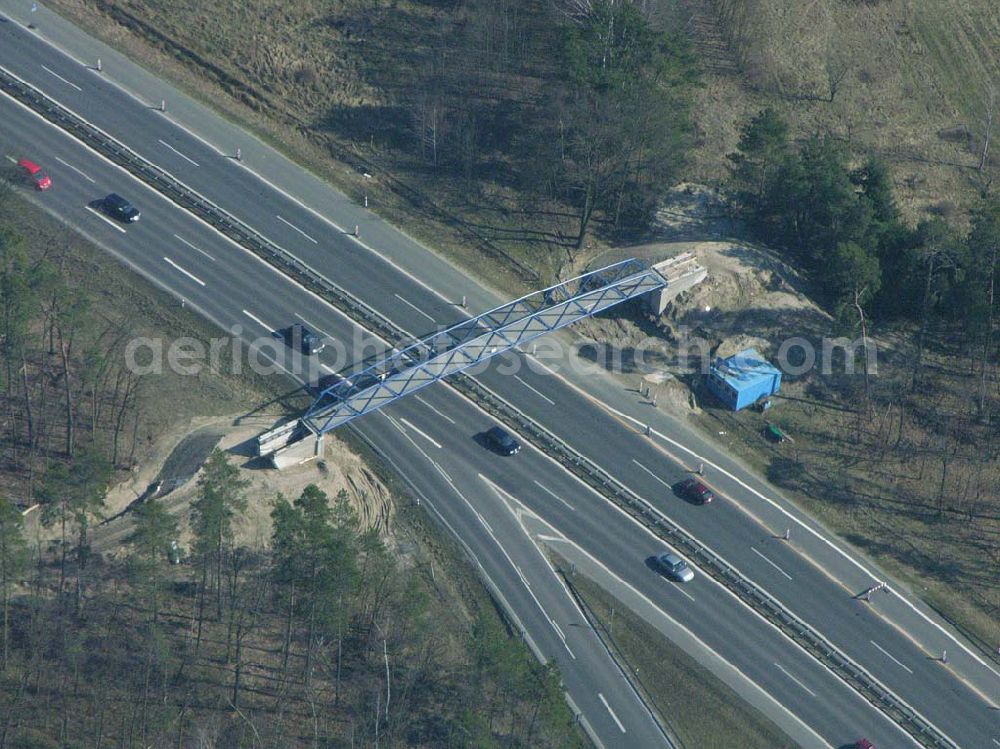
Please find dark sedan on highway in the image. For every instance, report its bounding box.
[483,426,520,456]
[102,192,141,223]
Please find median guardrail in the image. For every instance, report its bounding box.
[0,64,956,749]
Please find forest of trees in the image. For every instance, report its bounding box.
[0,179,576,747]
[0,193,144,505]
[0,450,576,747]
[360,0,700,253]
[727,108,1000,412]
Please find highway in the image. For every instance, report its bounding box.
[2,5,999,748]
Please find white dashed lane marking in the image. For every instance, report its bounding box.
[241,309,273,331]
[84,205,125,233]
[514,375,555,405]
[54,156,95,182]
[870,641,913,674]
[533,480,575,511]
[163,257,206,287]
[774,664,817,698]
[393,293,435,323]
[631,459,673,490]
[398,417,442,449]
[40,64,82,91]
[598,693,626,733]
[750,546,793,581]
[276,214,318,244]
[174,234,216,261]
[414,395,456,424]
[158,139,200,167]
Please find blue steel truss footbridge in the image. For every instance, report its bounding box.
[257,257,678,461]
[302,258,668,435]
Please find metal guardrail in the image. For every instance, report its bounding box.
[0,64,957,749]
[451,375,957,749]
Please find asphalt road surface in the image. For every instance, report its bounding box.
[2,7,999,748]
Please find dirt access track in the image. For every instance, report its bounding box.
[27,414,394,558]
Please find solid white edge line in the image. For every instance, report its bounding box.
[157,138,200,167]
[20,16,979,696]
[0,61,941,747]
[366,441,616,749]
[597,693,627,733]
[516,454,910,747]
[570,379,1000,684]
[163,256,206,286]
[275,214,319,244]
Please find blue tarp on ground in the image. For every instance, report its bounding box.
[706,348,782,411]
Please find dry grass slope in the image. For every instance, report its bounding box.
[696,0,1000,221]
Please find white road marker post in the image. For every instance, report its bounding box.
[783,528,791,541]
[159,99,166,112]
[96,58,102,72]
[235,147,242,161]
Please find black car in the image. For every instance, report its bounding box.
[287,323,325,355]
[484,426,520,456]
[102,193,141,222]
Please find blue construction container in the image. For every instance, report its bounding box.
[706,348,782,411]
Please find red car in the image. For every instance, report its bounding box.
[17,159,51,190]
[677,477,714,504]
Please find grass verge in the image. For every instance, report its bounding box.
[568,573,800,749]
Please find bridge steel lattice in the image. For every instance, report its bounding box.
[300,258,667,435]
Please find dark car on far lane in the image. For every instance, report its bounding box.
[676,477,714,504]
[483,426,520,456]
[102,193,141,223]
[286,323,325,355]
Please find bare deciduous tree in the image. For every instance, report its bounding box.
[979,85,996,172]
[826,54,850,103]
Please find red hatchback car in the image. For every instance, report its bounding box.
[17,158,51,190]
[677,477,714,504]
